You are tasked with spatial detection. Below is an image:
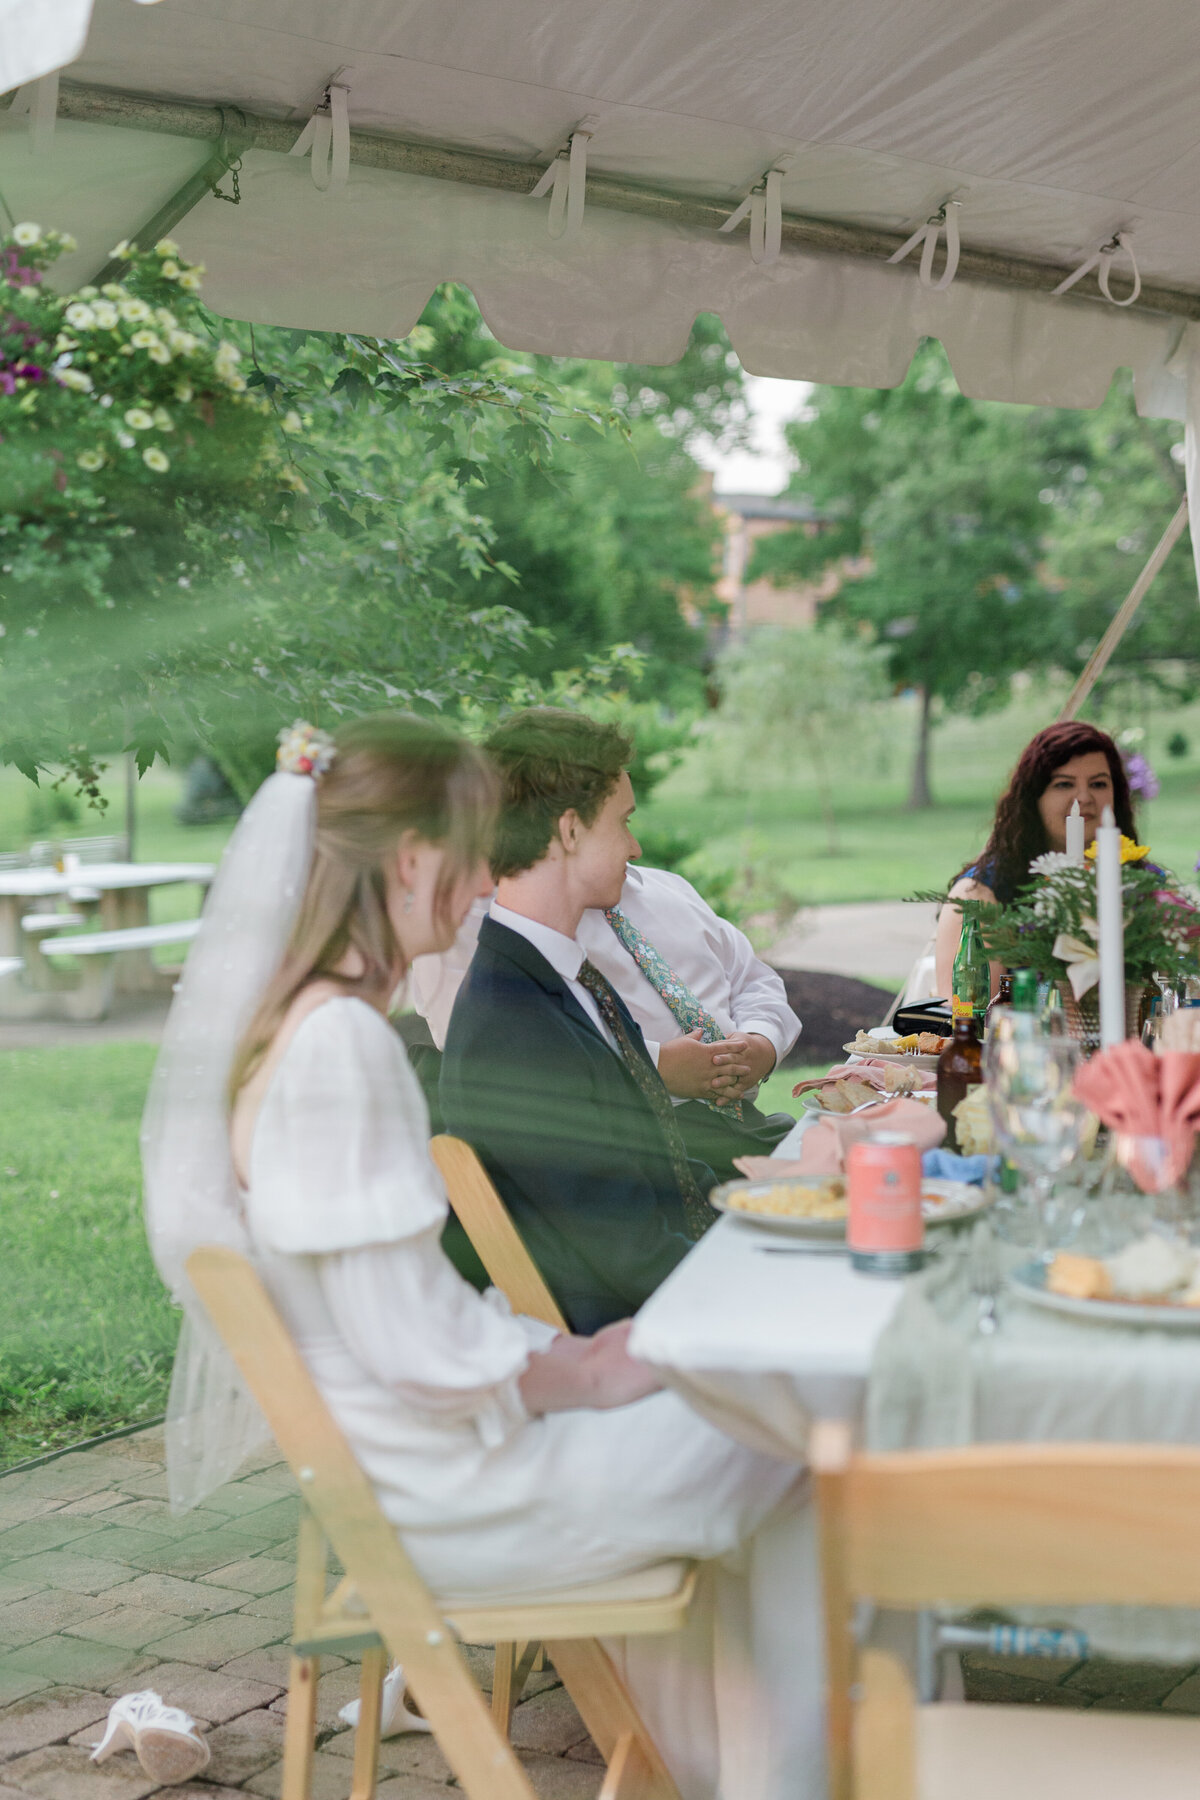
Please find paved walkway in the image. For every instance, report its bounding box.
[768,900,938,988]
[0,1428,602,1798]
[6,1430,1200,1799]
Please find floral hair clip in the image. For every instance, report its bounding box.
[277,720,336,779]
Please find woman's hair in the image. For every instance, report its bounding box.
[484,706,632,878]
[962,720,1135,902]
[229,712,497,1098]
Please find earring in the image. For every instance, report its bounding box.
[402,891,414,915]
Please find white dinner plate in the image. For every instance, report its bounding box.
[1009,1261,1200,1330]
[799,1087,936,1115]
[712,1175,989,1239]
[842,1043,942,1070]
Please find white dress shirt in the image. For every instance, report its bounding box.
[409,866,801,1101]
[485,901,618,1054]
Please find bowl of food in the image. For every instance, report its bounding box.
[711,1174,988,1238]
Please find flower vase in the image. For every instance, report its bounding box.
[1056,980,1148,1054]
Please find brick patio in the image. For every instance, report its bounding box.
[5,1429,1200,1798]
[0,1428,602,1798]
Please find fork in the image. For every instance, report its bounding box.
[969,1223,1003,1335]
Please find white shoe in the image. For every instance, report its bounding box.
[339,1663,433,1739]
[91,1689,211,1786]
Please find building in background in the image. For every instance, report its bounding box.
[704,486,838,635]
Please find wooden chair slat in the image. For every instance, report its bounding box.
[430,1135,568,1331]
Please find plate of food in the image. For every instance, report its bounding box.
[1011,1235,1200,1329]
[800,1077,937,1115]
[843,1029,947,1068]
[711,1174,989,1238]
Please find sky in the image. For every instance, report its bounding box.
[692,374,812,496]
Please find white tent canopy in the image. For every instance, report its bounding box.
[4,0,1200,427]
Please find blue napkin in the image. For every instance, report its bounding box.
[922,1149,995,1187]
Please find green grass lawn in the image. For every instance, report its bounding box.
[0,1042,177,1467]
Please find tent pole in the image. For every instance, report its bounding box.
[1057,496,1190,721]
[90,116,249,288]
[27,81,1200,322]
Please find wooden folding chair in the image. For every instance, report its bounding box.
[430,1134,568,1331]
[812,1421,1200,1800]
[429,1134,570,1725]
[187,1245,693,1800]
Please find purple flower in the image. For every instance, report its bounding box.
[1123,749,1160,801]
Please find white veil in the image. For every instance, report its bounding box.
[141,771,316,1511]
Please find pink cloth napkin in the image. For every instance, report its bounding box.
[1073,1042,1200,1189]
[791,1058,936,1098]
[734,1095,947,1181]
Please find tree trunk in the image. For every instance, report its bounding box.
[803,726,840,855]
[907,685,934,811]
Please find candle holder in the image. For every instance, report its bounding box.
[1057,981,1150,1055]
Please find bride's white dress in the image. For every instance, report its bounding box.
[242,995,824,1800]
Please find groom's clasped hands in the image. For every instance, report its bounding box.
[657,1027,777,1106]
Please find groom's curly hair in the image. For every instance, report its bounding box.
[485,707,632,878]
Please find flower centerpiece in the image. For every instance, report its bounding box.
[0,222,275,519]
[940,842,1200,1047]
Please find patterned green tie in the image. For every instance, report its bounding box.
[604,907,744,1122]
[577,959,716,1241]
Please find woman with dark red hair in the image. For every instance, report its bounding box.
[933,721,1138,995]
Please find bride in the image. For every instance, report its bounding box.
[142,712,823,1800]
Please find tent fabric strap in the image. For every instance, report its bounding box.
[529,121,594,240]
[1052,231,1142,308]
[289,82,350,192]
[5,73,59,153]
[38,79,1200,322]
[887,201,961,291]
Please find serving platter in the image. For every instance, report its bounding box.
[842,1042,941,1070]
[800,1087,936,1115]
[712,1175,989,1239]
[1009,1261,1200,1330]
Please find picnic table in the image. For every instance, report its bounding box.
[0,861,214,1019]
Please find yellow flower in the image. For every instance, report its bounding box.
[1084,834,1150,865]
[142,446,170,473]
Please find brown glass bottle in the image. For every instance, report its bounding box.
[937,1015,983,1150]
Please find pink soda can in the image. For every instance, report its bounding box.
[847,1132,925,1276]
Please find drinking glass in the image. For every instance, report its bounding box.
[985,1022,1087,1255]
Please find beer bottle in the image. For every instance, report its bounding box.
[940,919,985,1149]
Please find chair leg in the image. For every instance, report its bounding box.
[280,1654,320,1800]
[349,1645,388,1800]
[492,1642,518,1736]
[546,1639,681,1800]
[599,1731,658,1800]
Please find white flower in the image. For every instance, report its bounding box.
[1029,852,1078,878]
[17,285,38,301]
[160,260,181,280]
[11,223,41,247]
[77,286,98,298]
[177,268,203,292]
[214,339,241,372]
[123,407,154,430]
[55,232,77,254]
[64,303,96,330]
[116,432,136,449]
[57,368,94,393]
[152,406,174,431]
[166,329,199,355]
[98,394,113,408]
[91,301,119,329]
[148,343,172,364]
[76,449,105,471]
[53,335,78,354]
[118,297,152,323]
[130,330,160,350]
[277,721,336,778]
[109,240,135,259]
[142,446,170,473]
[174,380,194,403]
[100,283,123,299]
[155,238,180,257]
[155,308,177,329]
[281,410,304,435]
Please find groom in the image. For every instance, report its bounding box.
[440,708,718,1331]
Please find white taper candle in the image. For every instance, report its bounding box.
[1096,804,1125,1049]
[1065,799,1085,865]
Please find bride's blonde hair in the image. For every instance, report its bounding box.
[229,712,497,1097]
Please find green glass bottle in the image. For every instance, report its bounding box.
[951,918,989,1024]
[1011,968,1038,1011]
